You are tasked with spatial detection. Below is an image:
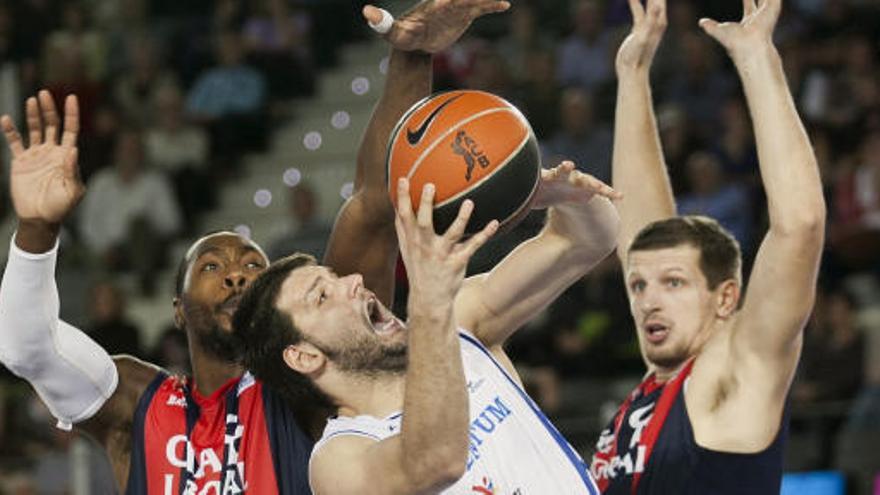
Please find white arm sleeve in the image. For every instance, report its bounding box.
[0,234,118,430]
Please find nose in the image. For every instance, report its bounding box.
[638,286,662,315]
[342,273,364,298]
[224,271,247,290]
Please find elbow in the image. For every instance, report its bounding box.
[407,446,467,492]
[771,201,826,240]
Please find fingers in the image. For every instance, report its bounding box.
[743,0,757,16]
[416,183,435,228]
[579,174,624,200]
[698,18,724,43]
[477,1,511,15]
[364,4,394,35]
[362,4,383,24]
[627,0,645,23]
[61,95,80,148]
[26,97,42,147]
[460,219,499,258]
[443,199,474,241]
[62,147,80,183]
[396,178,415,224]
[1,115,25,157]
[648,0,667,26]
[38,90,59,144]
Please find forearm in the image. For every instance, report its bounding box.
[354,49,432,197]
[734,43,825,230]
[400,299,468,485]
[0,234,117,429]
[612,71,675,258]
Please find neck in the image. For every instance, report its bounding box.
[652,360,689,383]
[188,345,243,396]
[333,373,405,419]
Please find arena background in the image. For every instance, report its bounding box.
[0,0,878,493]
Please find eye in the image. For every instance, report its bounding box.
[318,290,327,305]
[202,262,219,272]
[245,261,264,270]
[630,280,646,293]
[666,277,684,288]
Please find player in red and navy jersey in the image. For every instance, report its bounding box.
[590,0,825,493]
[0,2,511,493]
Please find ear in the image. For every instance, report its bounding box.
[172,297,185,330]
[715,279,740,319]
[283,343,326,375]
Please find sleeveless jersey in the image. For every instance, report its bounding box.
[590,361,788,494]
[313,331,600,494]
[126,371,313,495]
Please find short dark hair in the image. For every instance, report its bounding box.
[232,253,335,436]
[629,216,741,290]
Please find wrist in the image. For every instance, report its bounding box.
[730,39,779,70]
[15,220,61,254]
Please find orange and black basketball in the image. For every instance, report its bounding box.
[386,90,541,235]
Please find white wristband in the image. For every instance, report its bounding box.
[368,8,394,35]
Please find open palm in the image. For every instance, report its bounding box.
[699,0,781,57]
[1,91,83,225]
[616,0,667,74]
[364,0,510,54]
[532,161,622,210]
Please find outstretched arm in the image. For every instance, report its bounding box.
[454,162,621,350]
[323,0,510,306]
[700,1,825,369]
[612,0,674,262]
[310,181,497,495]
[0,92,158,485]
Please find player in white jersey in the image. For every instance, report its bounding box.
[234,161,620,495]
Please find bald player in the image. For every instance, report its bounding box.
[0,1,510,493]
[589,0,825,493]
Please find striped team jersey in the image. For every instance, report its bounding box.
[126,371,313,495]
[313,331,600,494]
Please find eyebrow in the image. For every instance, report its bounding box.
[303,272,322,304]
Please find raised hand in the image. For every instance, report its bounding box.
[698,0,781,59]
[363,0,510,54]
[531,161,622,210]
[616,0,667,75]
[394,178,498,305]
[1,90,83,225]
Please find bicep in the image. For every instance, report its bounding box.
[79,356,160,443]
[736,228,823,359]
[310,436,410,495]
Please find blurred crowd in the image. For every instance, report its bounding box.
[0,0,879,493]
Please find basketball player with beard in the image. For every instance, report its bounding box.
[589,0,825,493]
[0,2,510,493]
[234,162,621,494]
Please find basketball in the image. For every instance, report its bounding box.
[386,90,541,235]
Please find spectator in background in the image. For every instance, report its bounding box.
[557,0,612,92]
[243,0,314,100]
[711,97,759,181]
[86,280,143,357]
[515,49,562,139]
[149,327,190,376]
[78,128,182,294]
[145,84,213,231]
[677,151,754,252]
[186,30,267,169]
[42,2,107,84]
[113,35,179,128]
[463,44,515,100]
[266,182,332,262]
[496,2,554,83]
[542,88,612,183]
[831,129,880,270]
[663,32,735,140]
[793,287,865,468]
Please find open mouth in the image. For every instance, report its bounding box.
[364,296,399,335]
[219,294,243,315]
[644,322,670,343]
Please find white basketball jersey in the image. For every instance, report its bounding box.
[313,331,600,494]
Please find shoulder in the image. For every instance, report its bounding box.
[309,434,382,495]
